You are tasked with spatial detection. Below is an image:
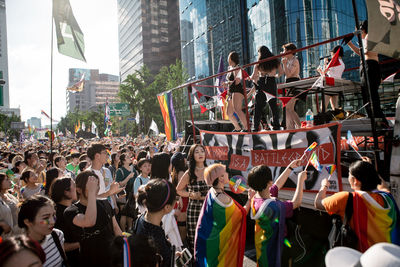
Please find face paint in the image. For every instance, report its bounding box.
[39,215,56,225]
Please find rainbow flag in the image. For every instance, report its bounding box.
[347,130,359,151]
[157,91,177,141]
[305,141,318,152]
[326,164,336,175]
[250,198,287,267]
[351,191,400,252]
[309,152,323,171]
[195,189,247,267]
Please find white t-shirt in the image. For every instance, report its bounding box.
[89,167,106,194]
[42,229,64,267]
[327,58,345,79]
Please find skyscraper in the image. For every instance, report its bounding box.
[0,0,10,110]
[117,0,181,82]
[66,68,119,113]
[179,0,367,82]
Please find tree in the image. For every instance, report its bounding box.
[57,107,106,137]
[0,113,21,141]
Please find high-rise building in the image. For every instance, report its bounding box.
[179,0,367,82]
[66,68,119,113]
[117,0,181,82]
[0,0,10,110]
[27,117,41,129]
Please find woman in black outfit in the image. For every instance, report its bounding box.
[250,46,281,131]
[226,51,248,132]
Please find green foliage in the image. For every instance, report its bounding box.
[57,107,106,137]
[119,60,189,135]
[0,113,21,140]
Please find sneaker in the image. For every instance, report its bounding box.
[232,129,240,132]
[240,129,248,132]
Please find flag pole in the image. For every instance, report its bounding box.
[351,0,379,152]
[50,0,54,154]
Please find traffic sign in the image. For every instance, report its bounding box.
[108,103,130,116]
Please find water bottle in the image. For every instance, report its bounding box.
[306,109,314,127]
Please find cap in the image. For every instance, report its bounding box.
[325,243,400,267]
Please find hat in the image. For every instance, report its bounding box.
[171,152,185,166]
[204,164,226,186]
[325,243,400,267]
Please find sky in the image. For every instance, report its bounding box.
[6,0,120,124]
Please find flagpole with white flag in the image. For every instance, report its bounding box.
[149,119,159,136]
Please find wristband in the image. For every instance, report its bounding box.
[288,166,294,171]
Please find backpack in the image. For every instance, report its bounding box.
[328,192,358,249]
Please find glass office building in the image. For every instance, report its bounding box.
[246,0,367,80]
[180,0,367,81]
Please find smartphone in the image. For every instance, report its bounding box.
[175,248,192,267]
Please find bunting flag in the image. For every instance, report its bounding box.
[239,69,250,81]
[383,69,400,83]
[41,110,59,122]
[53,0,86,61]
[194,189,247,267]
[325,164,336,175]
[135,110,139,124]
[278,97,293,108]
[149,119,159,135]
[67,73,85,92]
[309,152,323,171]
[157,92,177,141]
[264,91,276,102]
[347,130,359,151]
[200,105,208,114]
[194,96,200,105]
[196,91,204,99]
[365,0,400,59]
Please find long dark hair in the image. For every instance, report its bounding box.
[187,144,206,185]
[171,153,187,187]
[45,167,60,195]
[150,152,170,180]
[257,45,280,72]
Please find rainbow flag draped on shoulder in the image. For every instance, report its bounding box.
[194,189,247,267]
[351,191,400,252]
[250,199,287,267]
[157,91,177,141]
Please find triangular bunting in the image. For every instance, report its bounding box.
[194,96,200,105]
[264,91,276,102]
[204,95,212,102]
[200,105,208,114]
[240,69,250,80]
[278,97,293,108]
[220,89,228,99]
[324,47,341,73]
[196,91,204,99]
[312,76,324,89]
[383,70,400,83]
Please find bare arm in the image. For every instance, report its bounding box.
[72,177,97,228]
[176,171,190,197]
[347,41,361,56]
[250,65,259,83]
[291,171,307,209]
[112,216,123,236]
[274,159,302,190]
[64,242,80,252]
[119,172,134,187]
[98,182,123,198]
[314,179,329,210]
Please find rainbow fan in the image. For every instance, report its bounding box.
[229,175,247,194]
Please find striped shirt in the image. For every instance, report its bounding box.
[41,228,64,267]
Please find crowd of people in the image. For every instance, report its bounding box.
[0,135,399,267]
